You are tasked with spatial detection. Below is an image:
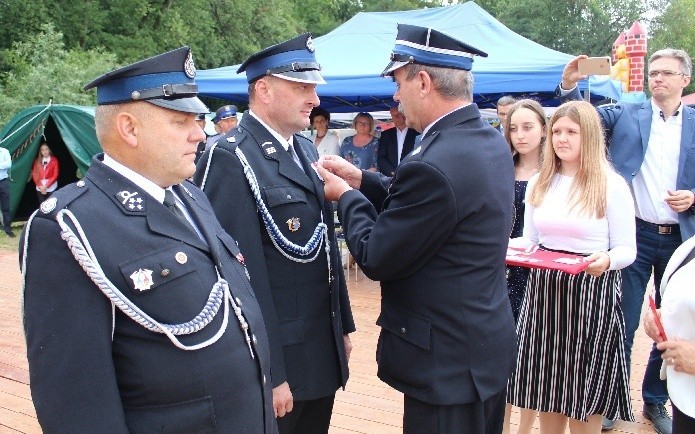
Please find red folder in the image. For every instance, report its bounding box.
[648,292,668,341]
[505,246,592,275]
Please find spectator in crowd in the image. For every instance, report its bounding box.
[496,95,517,133]
[0,145,13,237]
[507,100,636,433]
[194,112,209,164]
[643,234,695,434]
[205,105,238,150]
[377,105,419,176]
[31,141,59,204]
[559,49,695,434]
[20,46,275,433]
[309,107,341,156]
[194,33,354,434]
[339,112,379,172]
[501,99,547,434]
[317,23,517,433]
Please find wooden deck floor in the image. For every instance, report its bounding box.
[0,249,660,433]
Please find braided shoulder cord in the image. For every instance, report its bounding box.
[234,146,328,264]
[52,209,255,355]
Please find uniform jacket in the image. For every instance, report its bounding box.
[195,113,355,401]
[561,86,695,240]
[31,155,59,190]
[337,104,517,405]
[21,155,275,433]
[377,127,419,176]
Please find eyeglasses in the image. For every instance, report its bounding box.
[648,70,687,78]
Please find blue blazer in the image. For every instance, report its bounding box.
[561,86,695,240]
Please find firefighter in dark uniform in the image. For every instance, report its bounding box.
[20,47,276,433]
[195,34,355,434]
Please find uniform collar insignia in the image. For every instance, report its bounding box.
[261,141,277,156]
[411,145,422,156]
[226,136,236,143]
[116,190,145,212]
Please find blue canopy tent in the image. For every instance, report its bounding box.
[196,2,621,112]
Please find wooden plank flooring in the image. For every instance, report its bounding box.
[0,249,660,433]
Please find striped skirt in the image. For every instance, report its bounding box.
[507,267,634,422]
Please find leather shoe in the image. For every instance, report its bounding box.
[601,417,615,431]
[643,403,672,434]
[4,230,14,238]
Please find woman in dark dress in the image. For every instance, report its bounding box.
[503,99,546,434]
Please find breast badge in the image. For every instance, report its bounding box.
[130,268,154,291]
[40,197,57,214]
[286,217,301,232]
[175,252,188,264]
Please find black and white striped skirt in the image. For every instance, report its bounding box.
[507,267,634,422]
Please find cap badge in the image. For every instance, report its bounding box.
[286,217,301,232]
[130,268,154,291]
[306,37,315,53]
[40,197,57,214]
[184,51,196,79]
[175,251,188,264]
[117,190,144,211]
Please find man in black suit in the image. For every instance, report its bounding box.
[195,34,354,434]
[20,47,275,432]
[317,24,517,433]
[377,106,419,176]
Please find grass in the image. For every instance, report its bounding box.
[0,221,23,252]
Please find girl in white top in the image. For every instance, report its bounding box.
[643,234,695,433]
[507,100,637,434]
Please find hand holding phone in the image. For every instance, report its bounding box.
[578,57,611,76]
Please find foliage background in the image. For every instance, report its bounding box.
[0,0,689,125]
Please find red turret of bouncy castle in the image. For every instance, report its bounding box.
[610,21,647,102]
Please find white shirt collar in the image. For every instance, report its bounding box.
[651,100,683,124]
[102,153,167,203]
[421,103,471,137]
[248,110,294,151]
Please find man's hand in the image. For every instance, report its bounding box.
[343,334,353,362]
[319,155,363,189]
[584,251,610,277]
[561,55,589,91]
[315,162,353,202]
[642,309,666,344]
[665,189,695,212]
[272,381,293,418]
[658,340,695,375]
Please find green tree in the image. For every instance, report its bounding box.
[0,24,118,125]
[649,0,695,94]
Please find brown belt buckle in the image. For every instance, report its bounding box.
[658,226,672,235]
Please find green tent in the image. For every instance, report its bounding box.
[0,104,101,221]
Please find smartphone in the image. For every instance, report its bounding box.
[578,56,611,76]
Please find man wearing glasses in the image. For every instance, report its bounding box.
[558,49,695,434]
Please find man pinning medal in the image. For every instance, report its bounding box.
[316,24,517,433]
[195,34,355,434]
[20,47,276,433]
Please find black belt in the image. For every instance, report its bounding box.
[636,218,680,235]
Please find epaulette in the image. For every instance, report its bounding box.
[215,127,248,153]
[34,179,89,220]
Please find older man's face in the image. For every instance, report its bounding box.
[497,104,512,124]
[392,68,421,132]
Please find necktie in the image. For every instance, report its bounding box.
[288,142,304,171]
[163,189,193,229]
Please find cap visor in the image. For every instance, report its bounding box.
[272,70,326,84]
[381,60,409,77]
[148,96,209,114]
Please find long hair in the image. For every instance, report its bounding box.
[503,99,547,166]
[529,100,609,218]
